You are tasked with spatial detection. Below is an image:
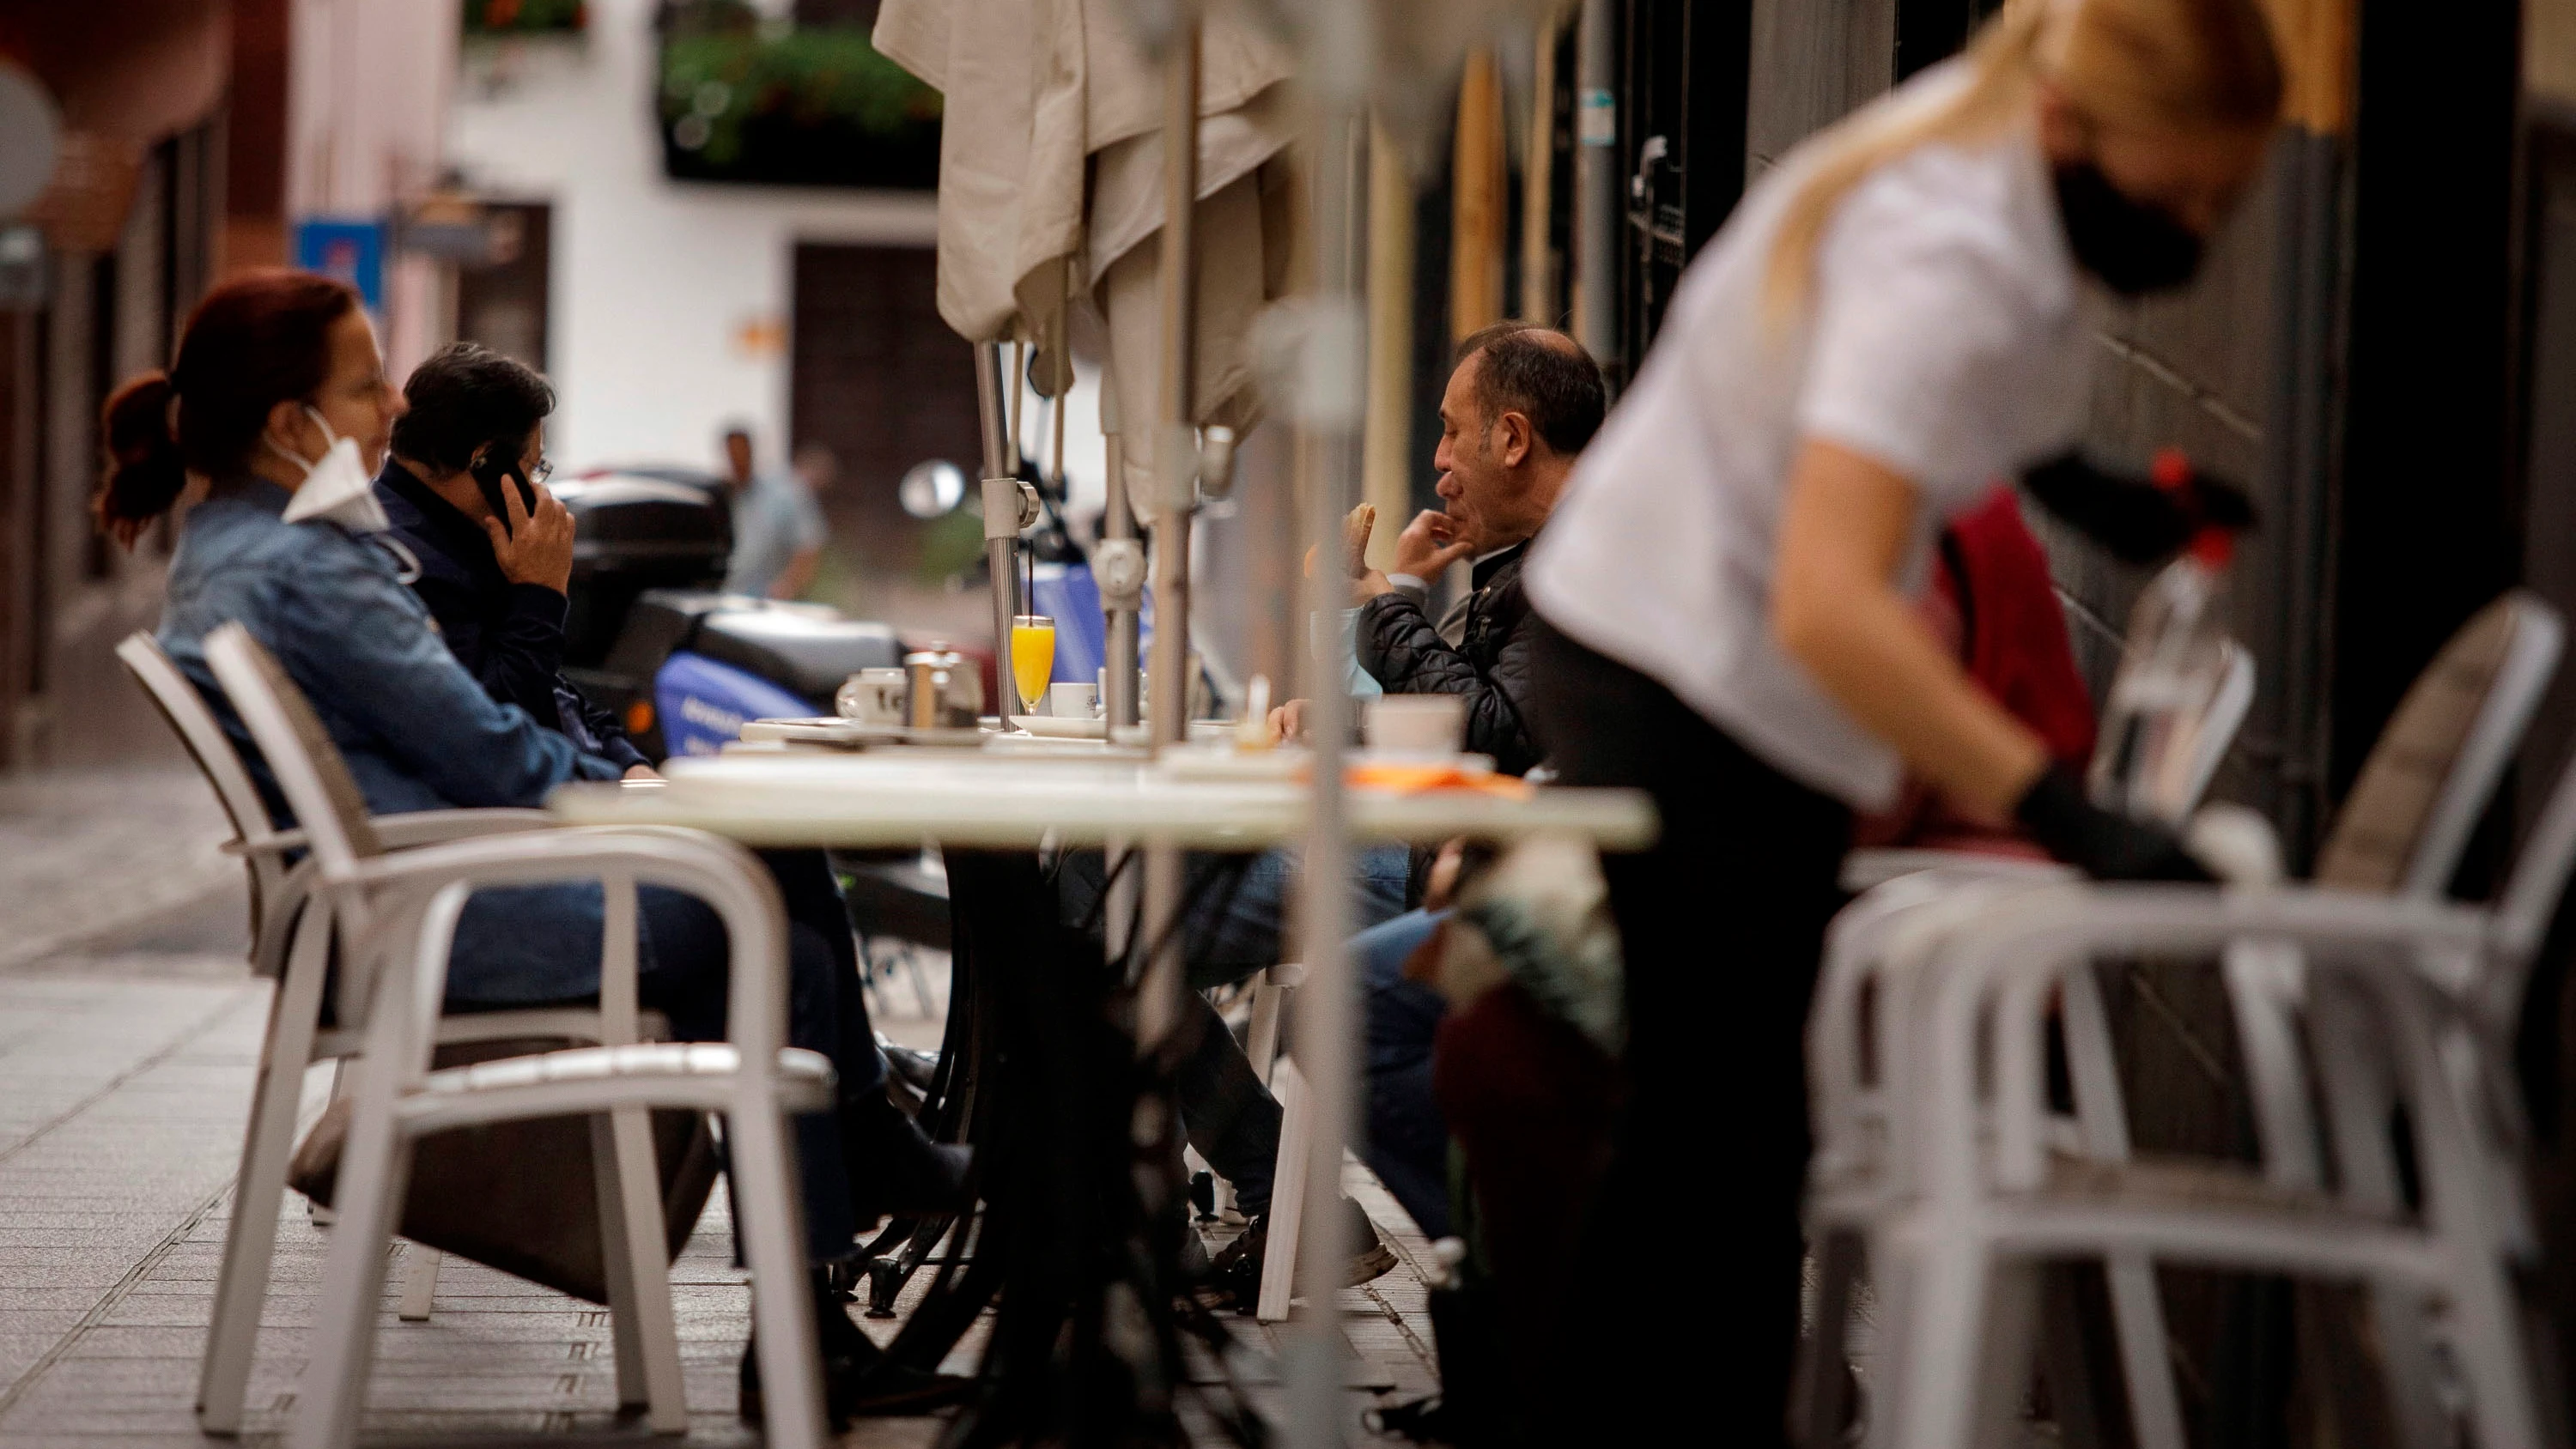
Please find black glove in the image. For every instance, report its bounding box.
[2021,450,2257,567]
[2014,764,2213,882]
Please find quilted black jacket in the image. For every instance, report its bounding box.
[1354,542,1542,776]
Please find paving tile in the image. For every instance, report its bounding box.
[0,857,1441,1447]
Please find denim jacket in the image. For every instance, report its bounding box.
[155,476,645,1005]
[157,476,624,822]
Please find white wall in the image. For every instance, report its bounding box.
[291,0,465,377]
[444,0,938,471]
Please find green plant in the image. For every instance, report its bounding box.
[662,28,941,163]
[464,0,587,34]
[659,25,941,187]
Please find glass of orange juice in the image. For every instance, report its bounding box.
[1008,614,1056,715]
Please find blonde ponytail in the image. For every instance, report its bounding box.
[1761,0,2281,323]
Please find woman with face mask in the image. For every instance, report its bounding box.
[102,270,964,1425]
[1516,0,2280,1440]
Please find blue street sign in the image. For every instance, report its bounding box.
[294,218,386,311]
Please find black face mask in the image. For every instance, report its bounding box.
[2051,161,2203,296]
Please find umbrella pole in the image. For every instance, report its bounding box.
[1102,403,1143,733]
[1285,12,1371,1448]
[975,340,1022,681]
[1137,14,1201,1053]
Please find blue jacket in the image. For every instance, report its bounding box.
[157,476,625,818]
[157,476,626,1002]
[375,460,650,772]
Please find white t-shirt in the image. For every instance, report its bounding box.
[1525,66,2088,810]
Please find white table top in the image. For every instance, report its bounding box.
[548,749,1658,851]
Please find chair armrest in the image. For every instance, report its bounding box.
[1839,848,2074,894]
[247,809,562,973]
[373,809,557,847]
[224,809,555,859]
[335,826,793,1076]
[1908,882,2489,1192]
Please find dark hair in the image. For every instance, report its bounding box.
[95,270,361,548]
[1453,323,1608,458]
[389,343,556,473]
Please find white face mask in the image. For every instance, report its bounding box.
[272,405,389,534]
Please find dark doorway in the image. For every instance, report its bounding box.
[1612,0,1753,383]
[1894,0,2003,82]
[457,203,552,373]
[787,243,981,570]
[2331,0,2524,804]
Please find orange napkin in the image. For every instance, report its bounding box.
[1346,763,1534,800]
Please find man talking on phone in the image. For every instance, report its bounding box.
[374,343,652,777]
[375,343,975,1416]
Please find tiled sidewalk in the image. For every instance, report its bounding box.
[0,768,1441,1446]
[0,962,1437,1446]
[0,769,234,972]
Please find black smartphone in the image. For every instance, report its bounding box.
[471,452,538,535]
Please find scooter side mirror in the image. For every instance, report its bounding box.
[899,458,969,519]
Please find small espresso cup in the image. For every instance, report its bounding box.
[1048,681,1100,718]
[836,667,910,724]
[1364,694,1467,757]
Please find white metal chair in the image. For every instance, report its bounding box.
[118,633,629,1426]
[1800,591,2565,1449]
[191,623,835,1449]
[1852,723,2576,1449]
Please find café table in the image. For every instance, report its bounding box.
[548,746,1658,852]
[546,741,1656,1441]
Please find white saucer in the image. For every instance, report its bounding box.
[1010,713,1108,739]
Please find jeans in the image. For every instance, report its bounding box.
[445,849,885,1263]
[1352,910,1451,1238]
[1055,844,1412,1215]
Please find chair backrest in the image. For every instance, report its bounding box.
[117,631,295,938]
[2314,591,2564,897]
[2496,739,2576,969]
[201,623,386,880]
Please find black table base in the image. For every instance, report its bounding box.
[863,849,1267,1448]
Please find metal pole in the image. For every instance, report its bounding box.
[1571,0,1618,362]
[1137,15,1201,1053]
[1100,390,1143,732]
[975,340,1019,670]
[1285,20,1370,1448]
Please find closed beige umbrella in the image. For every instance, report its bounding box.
[872,0,1298,470]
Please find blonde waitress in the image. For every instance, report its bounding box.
[1521,0,2278,1440]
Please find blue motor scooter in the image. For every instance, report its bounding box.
[550,469,906,759]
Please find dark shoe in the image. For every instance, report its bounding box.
[843,1090,973,1223]
[739,1271,975,1426]
[1201,1197,1397,1309]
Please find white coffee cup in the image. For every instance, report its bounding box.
[836,667,909,724]
[1048,681,1100,718]
[1364,694,1467,757]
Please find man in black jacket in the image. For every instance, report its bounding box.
[376,343,969,1420]
[1271,324,1604,775]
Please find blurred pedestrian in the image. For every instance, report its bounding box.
[720,424,825,599]
[1521,0,2281,1440]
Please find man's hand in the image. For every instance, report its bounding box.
[1267,698,1309,744]
[1392,509,1475,581]
[623,764,662,781]
[483,478,576,594]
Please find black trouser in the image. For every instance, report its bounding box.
[1527,615,1852,1448]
